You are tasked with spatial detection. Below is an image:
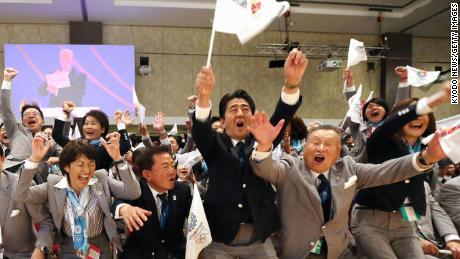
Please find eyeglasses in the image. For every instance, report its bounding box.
[23,111,40,117]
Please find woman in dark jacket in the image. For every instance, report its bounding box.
[52,101,131,171]
[351,84,451,258]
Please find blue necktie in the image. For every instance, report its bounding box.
[157,193,169,229]
[317,174,331,222]
[236,141,245,172]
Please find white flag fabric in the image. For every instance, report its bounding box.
[346,39,367,68]
[439,123,460,163]
[168,123,178,136]
[68,124,81,140]
[365,91,374,103]
[406,66,441,87]
[177,150,203,170]
[185,184,212,259]
[133,88,146,124]
[436,114,460,129]
[213,0,289,44]
[346,84,364,124]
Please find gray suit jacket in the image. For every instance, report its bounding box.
[251,153,426,259]
[439,176,460,234]
[0,89,62,170]
[417,182,458,247]
[13,164,141,251]
[0,170,54,258]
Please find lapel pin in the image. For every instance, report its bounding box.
[173,195,177,201]
[96,190,103,195]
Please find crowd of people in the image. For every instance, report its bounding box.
[0,48,459,259]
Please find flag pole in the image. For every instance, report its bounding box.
[206,28,216,68]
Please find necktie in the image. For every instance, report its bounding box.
[236,141,246,171]
[317,174,331,222]
[157,193,169,229]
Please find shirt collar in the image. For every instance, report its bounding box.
[231,138,245,147]
[310,169,330,181]
[147,183,167,199]
[55,176,98,189]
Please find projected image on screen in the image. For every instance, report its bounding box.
[4,44,135,117]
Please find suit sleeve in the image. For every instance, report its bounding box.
[0,89,20,138]
[395,84,410,105]
[106,164,141,200]
[354,154,426,190]
[426,183,459,239]
[192,112,217,160]
[52,118,71,148]
[119,129,131,155]
[439,181,460,232]
[250,153,292,189]
[13,166,49,204]
[179,133,195,155]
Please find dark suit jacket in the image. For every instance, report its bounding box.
[191,96,302,244]
[39,69,87,107]
[356,103,429,215]
[114,180,192,259]
[52,118,131,171]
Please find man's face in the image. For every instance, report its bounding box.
[303,129,341,174]
[440,164,456,177]
[168,136,179,154]
[0,126,9,147]
[22,108,44,133]
[142,153,176,193]
[60,49,74,72]
[211,121,223,133]
[43,128,52,139]
[222,98,252,140]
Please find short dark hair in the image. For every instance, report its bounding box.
[390,98,436,139]
[59,140,98,176]
[211,116,220,124]
[362,98,389,122]
[289,115,308,140]
[308,125,342,142]
[82,110,109,137]
[21,104,44,120]
[42,125,53,131]
[439,158,454,168]
[135,145,172,172]
[218,89,256,119]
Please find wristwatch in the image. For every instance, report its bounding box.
[417,150,434,166]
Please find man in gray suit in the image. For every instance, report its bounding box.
[439,176,460,251]
[1,68,61,177]
[247,112,447,259]
[417,182,460,258]
[0,144,55,258]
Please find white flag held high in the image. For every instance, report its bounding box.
[439,123,460,163]
[168,123,178,136]
[213,0,290,44]
[132,88,146,124]
[185,184,212,259]
[346,39,367,68]
[406,65,441,87]
[346,84,363,124]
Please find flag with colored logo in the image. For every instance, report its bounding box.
[406,66,441,87]
[346,39,367,68]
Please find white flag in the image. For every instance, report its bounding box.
[406,66,441,87]
[365,91,374,103]
[185,184,212,259]
[346,84,363,124]
[346,39,367,68]
[133,88,146,124]
[422,120,460,163]
[213,0,289,44]
[177,150,203,170]
[168,123,178,136]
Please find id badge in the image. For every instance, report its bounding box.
[87,244,101,259]
[310,239,324,255]
[399,206,421,222]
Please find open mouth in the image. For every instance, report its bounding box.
[168,176,176,183]
[236,121,245,128]
[408,122,423,129]
[314,155,325,163]
[370,111,380,117]
[28,119,37,127]
[79,175,90,184]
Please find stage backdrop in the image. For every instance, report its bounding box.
[4,44,135,118]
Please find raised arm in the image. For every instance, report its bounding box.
[394,66,411,104]
[114,109,132,155]
[343,68,357,101]
[52,101,75,147]
[1,68,21,136]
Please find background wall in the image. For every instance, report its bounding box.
[0,23,455,126]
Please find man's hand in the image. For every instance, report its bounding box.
[114,109,123,124]
[187,95,198,109]
[195,66,215,108]
[247,111,285,152]
[119,204,152,232]
[343,69,353,87]
[29,133,52,163]
[121,110,133,127]
[424,130,447,165]
[395,66,408,83]
[446,240,460,259]
[4,68,18,82]
[31,247,45,259]
[420,239,439,256]
[138,123,149,137]
[62,101,75,114]
[152,111,165,134]
[284,48,308,90]
[46,156,59,166]
[101,132,122,161]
